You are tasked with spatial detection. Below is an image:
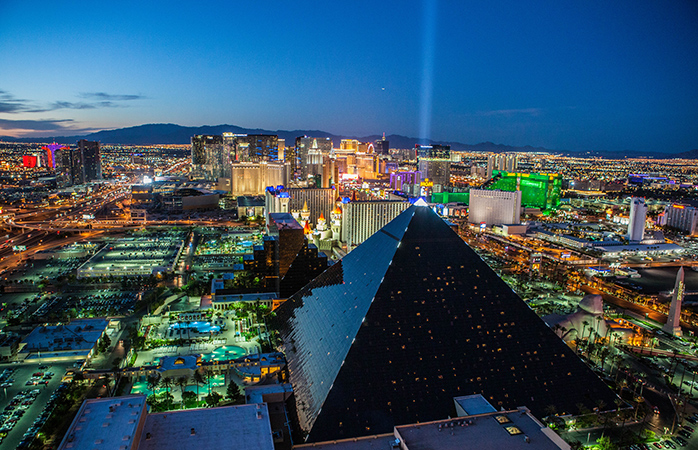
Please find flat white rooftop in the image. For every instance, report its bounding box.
[58,395,147,450]
[22,318,108,354]
[138,403,275,450]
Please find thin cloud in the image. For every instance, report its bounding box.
[0,89,145,113]
[79,92,145,101]
[0,90,35,113]
[49,101,121,110]
[477,108,544,117]
[0,118,78,131]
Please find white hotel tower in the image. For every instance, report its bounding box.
[627,197,647,242]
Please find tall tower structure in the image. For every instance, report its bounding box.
[416,144,451,187]
[486,154,496,179]
[627,197,647,242]
[663,267,685,337]
[374,133,390,155]
[78,139,101,181]
[330,205,342,241]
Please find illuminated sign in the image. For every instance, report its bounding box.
[12,245,26,251]
[82,214,95,220]
[673,205,685,209]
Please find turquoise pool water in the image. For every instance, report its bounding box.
[201,345,246,362]
[170,321,220,334]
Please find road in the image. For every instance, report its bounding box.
[0,231,106,274]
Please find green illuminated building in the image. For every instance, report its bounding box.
[430,171,561,211]
[430,192,470,204]
[487,170,561,210]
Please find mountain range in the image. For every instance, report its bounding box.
[1,123,696,159]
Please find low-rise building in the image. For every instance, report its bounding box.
[58,396,275,450]
[20,318,109,362]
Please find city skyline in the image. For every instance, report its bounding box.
[1,1,697,153]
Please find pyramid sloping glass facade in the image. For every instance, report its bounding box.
[275,205,618,443]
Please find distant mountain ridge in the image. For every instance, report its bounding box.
[1,123,695,158]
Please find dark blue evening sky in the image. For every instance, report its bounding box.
[0,0,697,152]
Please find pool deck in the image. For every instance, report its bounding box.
[133,340,261,368]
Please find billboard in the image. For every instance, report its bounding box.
[22,155,37,168]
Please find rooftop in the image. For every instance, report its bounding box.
[138,404,275,450]
[58,395,147,450]
[22,318,108,354]
[454,394,497,416]
[295,407,569,450]
[395,408,568,450]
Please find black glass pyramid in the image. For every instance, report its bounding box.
[275,205,618,443]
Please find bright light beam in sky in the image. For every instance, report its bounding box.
[418,0,437,143]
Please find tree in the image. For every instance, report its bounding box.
[146,394,159,409]
[192,371,204,399]
[147,374,161,393]
[162,376,173,402]
[98,334,112,353]
[182,391,197,408]
[227,382,245,404]
[204,369,214,396]
[205,391,222,407]
[596,436,616,450]
[598,347,611,372]
[177,376,188,399]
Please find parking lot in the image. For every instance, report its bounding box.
[1,257,88,286]
[0,361,73,449]
[59,289,139,318]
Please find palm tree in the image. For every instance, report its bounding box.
[598,347,611,372]
[147,374,161,393]
[582,320,590,343]
[204,369,214,396]
[560,326,571,340]
[595,399,607,428]
[595,315,603,336]
[544,404,557,422]
[177,376,188,406]
[193,371,204,400]
[162,376,173,409]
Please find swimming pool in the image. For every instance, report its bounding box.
[201,345,247,362]
[169,321,220,334]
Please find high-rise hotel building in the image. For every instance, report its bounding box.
[416,144,451,188]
